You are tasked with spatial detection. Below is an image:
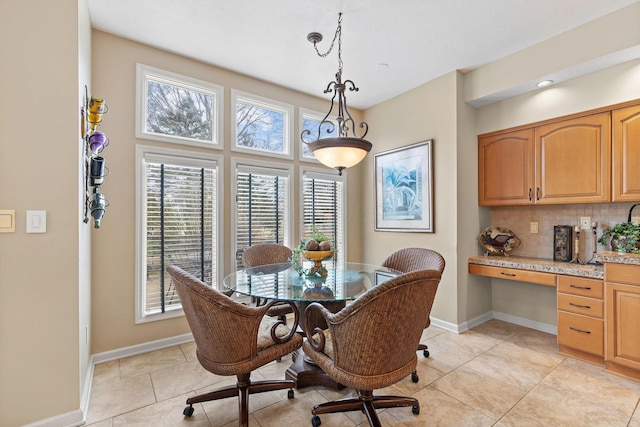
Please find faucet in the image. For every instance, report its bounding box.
[628,203,640,223]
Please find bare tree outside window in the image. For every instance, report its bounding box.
[236,102,285,152]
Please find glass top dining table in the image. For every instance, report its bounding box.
[223,260,401,303]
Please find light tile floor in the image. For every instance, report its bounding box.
[86,319,640,426]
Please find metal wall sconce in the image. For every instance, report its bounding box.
[81,85,110,228]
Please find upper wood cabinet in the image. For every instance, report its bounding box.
[478,129,534,206]
[478,111,613,206]
[535,112,611,204]
[613,105,640,202]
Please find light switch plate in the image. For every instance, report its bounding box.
[26,210,46,233]
[529,222,538,233]
[0,210,15,233]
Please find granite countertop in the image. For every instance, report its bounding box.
[593,251,640,266]
[468,255,604,279]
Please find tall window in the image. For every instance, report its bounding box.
[136,146,222,323]
[301,167,346,263]
[233,159,292,270]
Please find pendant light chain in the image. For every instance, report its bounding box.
[312,13,343,77]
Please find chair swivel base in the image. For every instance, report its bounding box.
[310,389,419,427]
[183,373,295,424]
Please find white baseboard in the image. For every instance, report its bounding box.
[22,409,84,427]
[92,332,194,364]
[430,311,556,335]
[430,311,493,334]
[492,311,557,335]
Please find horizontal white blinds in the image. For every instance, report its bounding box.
[236,170,289,269]
[302,175,344,262]
[145,161,217,315]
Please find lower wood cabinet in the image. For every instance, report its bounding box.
[605,263,640,381]
[557,275,604,364]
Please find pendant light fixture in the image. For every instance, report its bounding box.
[301,13,372,175]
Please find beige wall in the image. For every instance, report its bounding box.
[0,0,91,425]
[90,31,365,353]
[361,72,477,326]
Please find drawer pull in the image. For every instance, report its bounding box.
[569,284,591,290]
[569,302,591,309]
[500,272,516,277]
[569,326,591,334]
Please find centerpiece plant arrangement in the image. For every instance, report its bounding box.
[598,222,640,254]
[291,226,335,278]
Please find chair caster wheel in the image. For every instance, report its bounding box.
[288,389,294,399]
[412,405,420,415]
[311,415,321,426]
[411,372,419,383]
[183,405,194,417]
[423,349,430,358]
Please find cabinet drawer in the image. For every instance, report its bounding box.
[469,264,556,286]
[557,311,604,356]
[557,275,603,298]
[605,263,640,285]
[557,293,603,318]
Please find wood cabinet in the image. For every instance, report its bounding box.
[478,129,534,206]
[468,263,556,286]
[535,112,611,204]
[613,105,640,201]
[478,112,611,206]
[605,263,640,381]
[556,275,604,365]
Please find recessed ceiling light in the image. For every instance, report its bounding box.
[537,80,554,88]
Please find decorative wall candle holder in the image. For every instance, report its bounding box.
[81,85,111,228]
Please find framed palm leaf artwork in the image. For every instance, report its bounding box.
[374,139,433,232]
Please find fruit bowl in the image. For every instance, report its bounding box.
[301,250,335,262]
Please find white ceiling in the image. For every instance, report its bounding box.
[87,0,640,109]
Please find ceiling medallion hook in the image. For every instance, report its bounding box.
[301,13,371,175]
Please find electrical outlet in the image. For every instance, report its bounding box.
[632,216,640,225]
[580,216,591,230]
[530,222,538,234]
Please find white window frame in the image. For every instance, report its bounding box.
[299,165,347,264]
[135,63,224,149]
[230,157,294,272]
[231,89,294,160]
[135,145,224,323]
[299,107,338,163]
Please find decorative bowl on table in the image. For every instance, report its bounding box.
[301,250,334,277]
[478,226,521,256]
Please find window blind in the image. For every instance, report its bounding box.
[235,169,289,269]
[145,161,217,315]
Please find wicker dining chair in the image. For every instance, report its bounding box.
[382,247,445,382]
[302,269,441,427]
[242,243,295,321]
[166,265,303,426]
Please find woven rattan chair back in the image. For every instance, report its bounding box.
[242,243,292,267]
[382,247,445,275]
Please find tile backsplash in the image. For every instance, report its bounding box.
[487,202,638,261]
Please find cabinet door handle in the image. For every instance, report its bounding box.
[569,284,591,290]
[569,326,591,334]
[536,187,541,200]
[529,188,532,201]
[500,272,516,277]
[569,302,591,309]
